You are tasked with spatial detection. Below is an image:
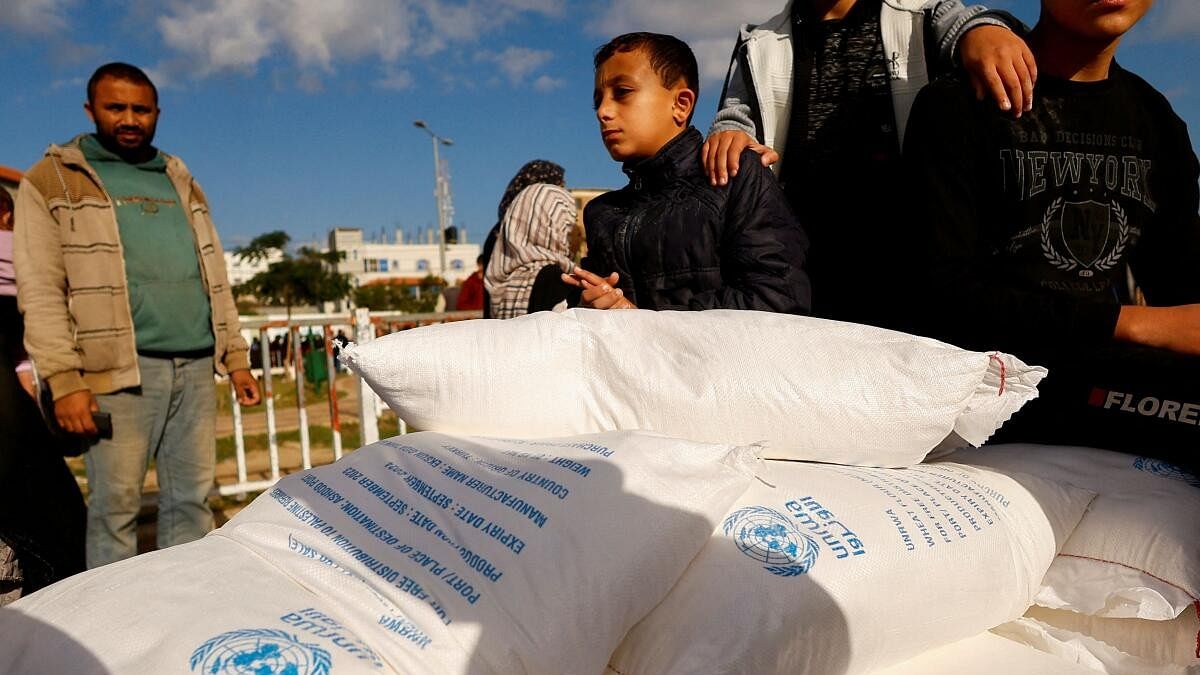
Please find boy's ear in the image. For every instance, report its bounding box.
[672,87,696,127]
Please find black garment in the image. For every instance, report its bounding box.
[990,344,1200,473]
[481,223,500,319]
[527,264,574,314]
[904,67,1200,461]
[780,0,907,325]
[582,128,811,313]
[0,296,87,595]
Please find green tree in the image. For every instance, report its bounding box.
[234,231,351,318]
[352,275,444,313]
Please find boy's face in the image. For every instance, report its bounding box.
[594,48,694,162]
[1040,0,1153,42]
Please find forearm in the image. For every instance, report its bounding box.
[13,181,84,394]
[928,0,1023,67]
[710,46,760,140]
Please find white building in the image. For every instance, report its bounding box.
[223,248,284,287]
[329,227,480,287]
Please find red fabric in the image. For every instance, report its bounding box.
[457,271,484,310]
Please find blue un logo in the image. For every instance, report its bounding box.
[190,628,332,675]
[723,506,819,578]
[1133,457,1200,488]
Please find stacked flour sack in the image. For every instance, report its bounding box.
[0,308,1099,674]
[341,308,1101,674]
[946,444,1200,675]
[0,430,761,674]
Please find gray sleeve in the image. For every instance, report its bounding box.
[927,0,1027,68]
[708,41,760,140]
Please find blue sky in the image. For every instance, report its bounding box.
[3,0,1198,249]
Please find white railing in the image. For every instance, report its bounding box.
[218,308,481,499]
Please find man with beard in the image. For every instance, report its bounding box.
[14,63,261,567]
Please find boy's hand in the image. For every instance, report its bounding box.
[960,25,1037,117]
[562,269,637,310]
[1115,304,1200,356]
[702,130,779,187]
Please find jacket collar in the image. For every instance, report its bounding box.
[622,127,701,190]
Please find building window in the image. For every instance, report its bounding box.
[450,259,465,270]
[380,259,389,272]
[365,259,379,272]
[416,259,429,271]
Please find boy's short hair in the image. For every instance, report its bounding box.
[594,32,699,107]
[87,62,159,105]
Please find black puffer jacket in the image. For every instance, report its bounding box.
[582,128,811,313]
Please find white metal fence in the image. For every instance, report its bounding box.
[218,308,481,499]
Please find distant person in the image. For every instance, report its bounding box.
[456,255,485,311]
[1,186,86,601]
[480,158,573,317]
[903,0,1200,468]
[702,0,1034,326]
[14,62,261,568]
[567,33,810,313]
[271,334,285,368]
[485,160,580,318]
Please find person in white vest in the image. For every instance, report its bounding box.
[702,0,1033,326]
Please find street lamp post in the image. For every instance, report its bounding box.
[413,120,453,278]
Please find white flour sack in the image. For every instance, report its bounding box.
[1023,604,1200,668]
[606,460,1093,675]
[0,536,383,675]
[949,444,1200,620]
[872,631,1100,675]
[339,309,1046,467]
[0,431,758,675]
[992,616,1200,675]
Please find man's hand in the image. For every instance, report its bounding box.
[55,389,99,436]
[702,130,780,187]
[1115,304,1200,356]
[959,25,1037,117]
[561,269,637,310]
[230,369,262,406]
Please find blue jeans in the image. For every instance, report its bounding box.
[85,355,216,568]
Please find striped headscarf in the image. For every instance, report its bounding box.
[497,160,566,221]
[485,183,577,319]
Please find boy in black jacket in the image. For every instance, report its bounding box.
[563,33,811,314]
[904,0,1200,468]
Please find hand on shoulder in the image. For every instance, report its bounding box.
[959,25,1038,118]
[702,130,779,187]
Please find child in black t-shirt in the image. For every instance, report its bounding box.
[904,0,1200,469]
[563,33,811,314]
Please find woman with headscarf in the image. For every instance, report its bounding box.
[483,160,579,319]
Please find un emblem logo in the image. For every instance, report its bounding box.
[1133,457,1200,488]
[723,506,819,578]
[190,628,332,675]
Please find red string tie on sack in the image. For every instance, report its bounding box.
[988,353,1007,396]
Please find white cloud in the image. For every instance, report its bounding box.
[1145,0,1200,39]
[590,0,783,82]
[495,46,553,84]
[0,0,75,34]
[375,68,415,91]
[532,74,565,91]
[472,46,560,90]
[154,0,565,83]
